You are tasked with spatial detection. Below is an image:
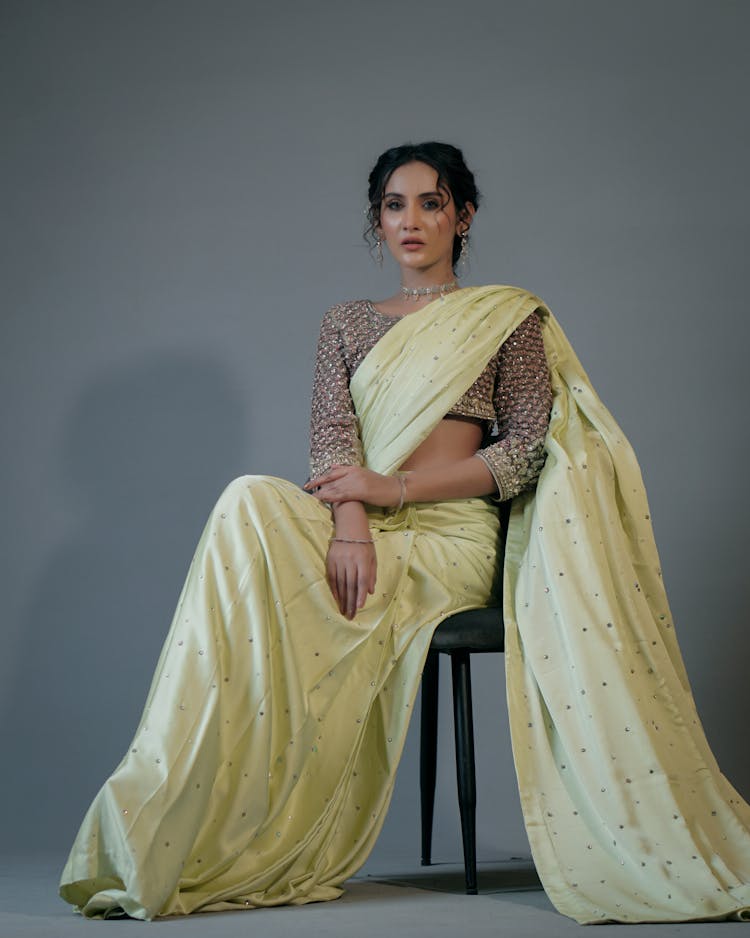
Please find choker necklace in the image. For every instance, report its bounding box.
[400,280,459,302]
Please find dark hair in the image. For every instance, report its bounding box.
[364,142,481,269]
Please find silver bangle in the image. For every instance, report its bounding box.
[395,473,407,512]
[329,536,374,545]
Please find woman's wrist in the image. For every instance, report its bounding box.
[332,499,370,539]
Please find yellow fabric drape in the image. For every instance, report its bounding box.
[59,283,750,924]
[58,287,514,920]
[350,284,539,474]
[504,306,750,923]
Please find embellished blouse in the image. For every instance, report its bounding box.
[308,299,553,501]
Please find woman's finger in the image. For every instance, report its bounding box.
[305,465,350,490]
[326,488,356,505]
[326,546,376,618]
[326,556,339,604]
[345,564,358,619]
[336,564,348,616]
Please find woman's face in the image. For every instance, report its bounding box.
[377,161,470,277]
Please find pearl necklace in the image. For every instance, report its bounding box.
[400,280,459,302]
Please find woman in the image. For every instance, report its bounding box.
[60,143,750,924]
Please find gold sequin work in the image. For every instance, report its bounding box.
[309,299,552,499]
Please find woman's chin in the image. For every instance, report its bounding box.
[395,256,448,277]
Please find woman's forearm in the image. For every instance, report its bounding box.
[306,457,498,510]
[332,499,371,538]
[403,455,497,502]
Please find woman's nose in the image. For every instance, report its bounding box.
[402,205,420,229]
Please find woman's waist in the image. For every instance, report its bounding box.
[397,417,485,472]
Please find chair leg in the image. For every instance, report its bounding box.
[420,649,440,866]
[451,650,478,895]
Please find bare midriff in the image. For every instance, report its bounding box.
[398,415,485,472]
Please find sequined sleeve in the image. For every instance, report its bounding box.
[475,310,552,500]
[308,306,364,479]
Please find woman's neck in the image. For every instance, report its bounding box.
[399,263,455,291]
[372,263,461,317]
[377,279,461,317]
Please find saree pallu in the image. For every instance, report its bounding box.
[353,285,750,921]
[504,305,750,923]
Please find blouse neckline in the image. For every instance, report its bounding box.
[364,287,473,320]
[364,300,404,321]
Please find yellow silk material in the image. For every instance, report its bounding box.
[350,285,539,475]
[504,307,750,923]
[59,283,750,924]
[58,287,509,920]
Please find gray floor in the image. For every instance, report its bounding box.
[0,854,738,938]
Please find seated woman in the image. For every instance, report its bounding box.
[59,142,750,925]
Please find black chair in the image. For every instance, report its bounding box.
[419,501,510,895]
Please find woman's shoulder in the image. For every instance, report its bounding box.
[470,284,551,332]
[320,298,383,326]
[474,282,548,306]
[325,297,372,312]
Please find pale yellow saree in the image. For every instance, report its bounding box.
[58,287,520,920]
[59,285,750,924]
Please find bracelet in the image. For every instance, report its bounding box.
[395,473,407,512]
[329,536,375,545]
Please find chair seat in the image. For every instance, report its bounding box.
[430,606,504,653]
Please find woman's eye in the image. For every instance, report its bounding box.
[423,199,440,210]
[384,200,402,211]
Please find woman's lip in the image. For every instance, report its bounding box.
[401,241,424,249]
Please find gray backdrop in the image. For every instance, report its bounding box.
[1,0,748,873]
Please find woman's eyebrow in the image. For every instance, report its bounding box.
[382,190,442,199]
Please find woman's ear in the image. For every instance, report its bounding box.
[457,202,476,234]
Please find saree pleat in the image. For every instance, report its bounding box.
[60,284,750,924]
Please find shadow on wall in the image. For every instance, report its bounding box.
[2,353,247,853]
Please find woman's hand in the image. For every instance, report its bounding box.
[326,539,377,619]
[305,465,400,508]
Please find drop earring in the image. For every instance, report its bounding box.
[375,233,384,267]
[456,228,470,277]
